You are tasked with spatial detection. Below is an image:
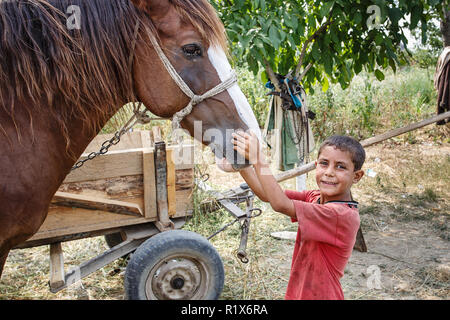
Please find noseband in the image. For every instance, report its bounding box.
[130,21,238,132]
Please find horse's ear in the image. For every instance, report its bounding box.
[129,0,170,18]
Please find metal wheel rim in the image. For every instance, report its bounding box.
[144,253,210,300]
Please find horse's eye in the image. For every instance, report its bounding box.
[182,44,203,58]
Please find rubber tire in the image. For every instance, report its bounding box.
[124,230,224,300]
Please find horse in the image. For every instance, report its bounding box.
[0,0,261,278]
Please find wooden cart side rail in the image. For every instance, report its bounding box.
[52,191,144,216]
[64,144,195,183]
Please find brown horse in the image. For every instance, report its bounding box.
[0,0,261,278]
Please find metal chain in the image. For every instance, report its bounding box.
[207,207,261,240]
[71,103,148,171]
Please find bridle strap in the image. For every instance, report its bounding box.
[128,21,238,132]
[145,28,238,131]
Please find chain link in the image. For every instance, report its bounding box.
[71,103,148,171]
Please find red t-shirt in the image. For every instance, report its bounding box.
[284,189,360,300]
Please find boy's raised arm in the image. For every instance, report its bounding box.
[239,167,269,202]
[232,131,296,218]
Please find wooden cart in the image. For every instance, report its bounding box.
[14,128,225,300]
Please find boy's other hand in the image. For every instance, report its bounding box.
[232,130,261,165]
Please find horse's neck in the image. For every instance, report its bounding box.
[63,108,121,167]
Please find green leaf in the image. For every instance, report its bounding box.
[322,76,329,92]
[311,42,321,61]
[268,25,280,48]
[354,59,362,74]
[354,12,362,25]
[374,69,385,81]
[320,1,335,18]
[260,70,268,84]
[410,5,422,29]
[375,34,383,45]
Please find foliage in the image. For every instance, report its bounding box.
[409,20,443,68]
[307,65,437,141]
[212,0,448,91]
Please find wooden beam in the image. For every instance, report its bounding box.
[166,148,177,216]
[359,111,450,148]
[52,191,143,216]
[49,242,65,291]
[141,130,157,220]
[275,111,450,183]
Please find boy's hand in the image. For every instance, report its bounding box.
[216,157,237,172]
[232,130,261,165]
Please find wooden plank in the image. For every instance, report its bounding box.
[64,149,143,183]
[141,131,157,219]
[65,145,195,183]
[52,191,143,216]
[58,175,144,199]
[28,207,150,241]
[154,142,169,222]
[172,189,194,218]
[84,131,143,153]
[28,188,193,242]
[49,242,65,290]
[166,148,176,216]
[170,144,195,170]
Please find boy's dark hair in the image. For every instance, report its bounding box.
[318,135,366,171]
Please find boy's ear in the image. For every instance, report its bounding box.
[353,169,364,183]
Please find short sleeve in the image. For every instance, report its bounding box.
[292,202,359,247]
[284,189,309,202]
[285,190,320,223]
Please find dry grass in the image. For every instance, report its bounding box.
[1,124,449,300]
[1,125,449,300]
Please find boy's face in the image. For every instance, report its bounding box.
[315,146,364,201]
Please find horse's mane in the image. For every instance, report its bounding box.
[0,0,227,151]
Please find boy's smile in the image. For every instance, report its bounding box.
[315,146,364,203]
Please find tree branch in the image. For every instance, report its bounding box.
[264,59,281,91]
[294,18,333,79]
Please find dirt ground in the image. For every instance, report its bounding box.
[204,126,450,300]
[0,126,448,300]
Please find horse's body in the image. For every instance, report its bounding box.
[0,0,260,277]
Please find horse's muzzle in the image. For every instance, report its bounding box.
[211,140,251,171]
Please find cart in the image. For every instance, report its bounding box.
[13,128,229,300]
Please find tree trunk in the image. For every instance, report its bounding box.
[441,10,450,47]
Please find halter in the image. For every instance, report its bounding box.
[130,21,238,132]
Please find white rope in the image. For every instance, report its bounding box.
[147,32,238,132]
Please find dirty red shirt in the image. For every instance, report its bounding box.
[284,190,360,300]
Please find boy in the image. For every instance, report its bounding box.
[219,133,365,300]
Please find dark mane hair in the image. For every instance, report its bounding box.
[0,0,227,149]
[318,135,366,171]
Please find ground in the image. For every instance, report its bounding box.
[0,126,448,300]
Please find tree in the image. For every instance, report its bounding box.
[212,0,449,92]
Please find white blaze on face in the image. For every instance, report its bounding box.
[207,46,262,141]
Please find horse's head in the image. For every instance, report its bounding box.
[130,0,261,170]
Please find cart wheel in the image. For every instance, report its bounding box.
[124,230,224,300]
